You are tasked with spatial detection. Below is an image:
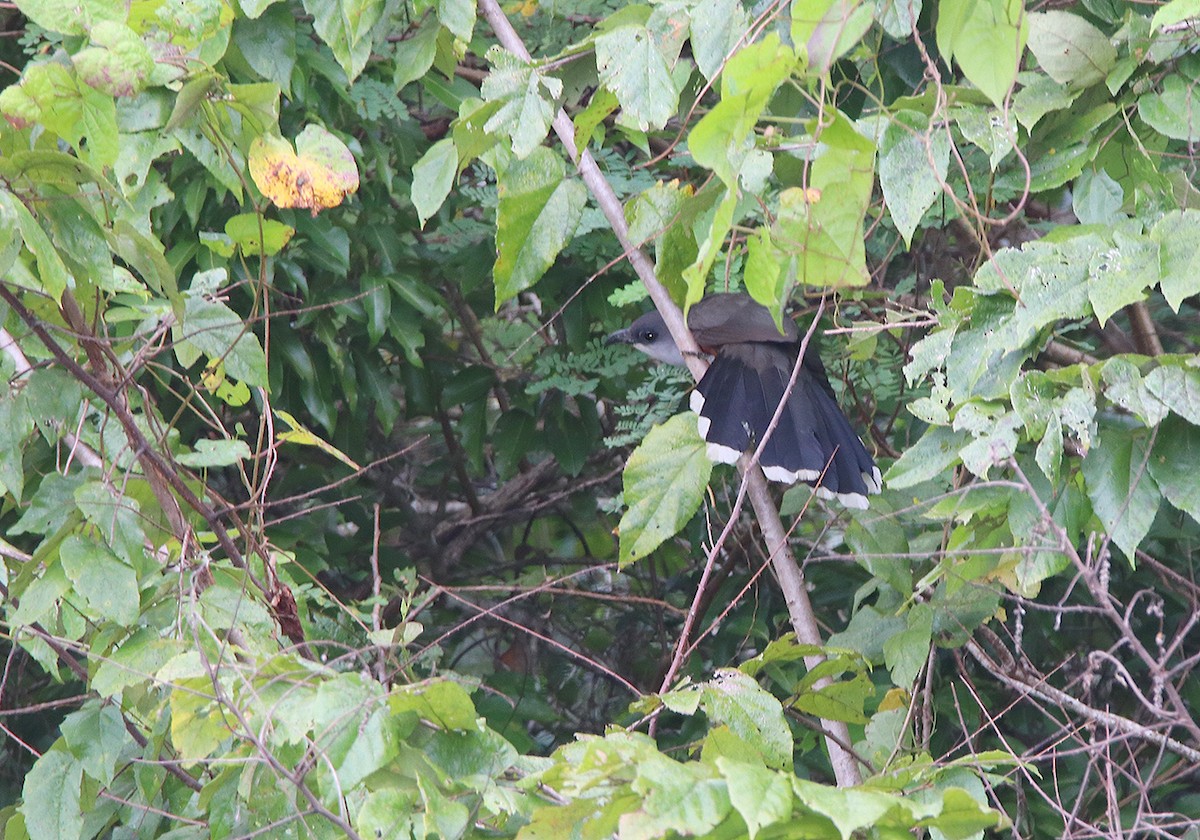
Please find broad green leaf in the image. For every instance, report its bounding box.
[952,105,1016,170]
[682,189,736,306]
[72,21,154,97]
[618,412,712,566]
[1145,361,1200,425]
[1072,168,1124,225]
[20,749,83,840]
[690,0,750,81]
[921,786,1007,836]
[1151,210,1200,312]
[0,395,32,501]
[1101,357,1168,426]
[885,425,969,489]
[13,0,121,35]
[389,679,480,730]
[493,147,586,307]
[793,780,897,840]
[59,703,128,786]
[177,438,252,468]
[303,0,383,82]
[1138,75,1200,142]
[1087,229,1156,326]
[594,16,685,131]
[936,0,1026,107]
[688,35,796,189]
[625,180,699,301]
[700,670,792,770]
[1027,11,1117,87]
[1012,73,1078,130]
[169,677,230,760]
[59,534,139,626]
[1151,0,1200,31]
[879,111,951,245]
[788,113,875,289]
[176,296,268,387]
[1148,415,1200,524]
[5,190,71,300]
[1082,427,1162,559]
[792,0,874,77]
[493,408,536,478]
[437,0,475,41]
[412,137,458,227]
[791,673,873,724]
[224,213,295,256]
[336,708,402,789]
[481,47,561,158]
[393,16,439,90]
[883,603,932,687]
[875,0,922,39]
[717,759,792,839]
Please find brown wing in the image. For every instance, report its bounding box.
[686,293,800,347]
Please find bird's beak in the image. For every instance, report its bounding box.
[605,328,634,347]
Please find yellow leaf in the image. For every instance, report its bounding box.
[249,125,359,215]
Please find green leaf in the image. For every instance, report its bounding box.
[1082,427,1162,559]
[717,759,792,839]
[690,0,750,81]
[412,137,458,227]
[389,679,480,730]
[303,0,383,82]
[1101,357,1168,426]
[594,16,684,131]
[879,111,951,245]
[1012,73,1078,130]
[493,148,586,307]
[618,412,712,566]
[700,670,793,770]
[224,213,295,256]
[1150,210,1200,312]
[60,703,128,785]
[1147,415,1200,524]
[884,425,969,489]
[883,603,933,687]
[1151,0,1200,31]
[437,0,475,41]
[59,534,140,626]
[4,190,71,300]
[1072,168,1124,225]
[792,0,874,77]
[72,21,154,98]
[20,749,83,840]
[935,0,1026,107]
[792,780,897,840]
[493,409,536,478]
[952,105,1016,170]
[1145,361,1200,425]
[1138,75,1200,142]
[688,35,796,189]
[1087,228,1156,326]
[481,48,561,158]
[791,673,874,724]
[783,113,875,288]
[12,0,122,35]
[393,16,439,90]
[177,438,252,468]
[875,0,922,39]
[236,7,297,93]
[176,296,268,387]
[1027,11,1117,87]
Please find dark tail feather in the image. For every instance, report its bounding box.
[691,347,880,508]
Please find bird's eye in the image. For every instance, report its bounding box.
[643,331,656,341]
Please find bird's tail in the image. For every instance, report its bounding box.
[689,345,881,509]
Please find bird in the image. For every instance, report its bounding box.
[606,293,881,508]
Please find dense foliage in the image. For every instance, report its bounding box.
[0,0,1197,836]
